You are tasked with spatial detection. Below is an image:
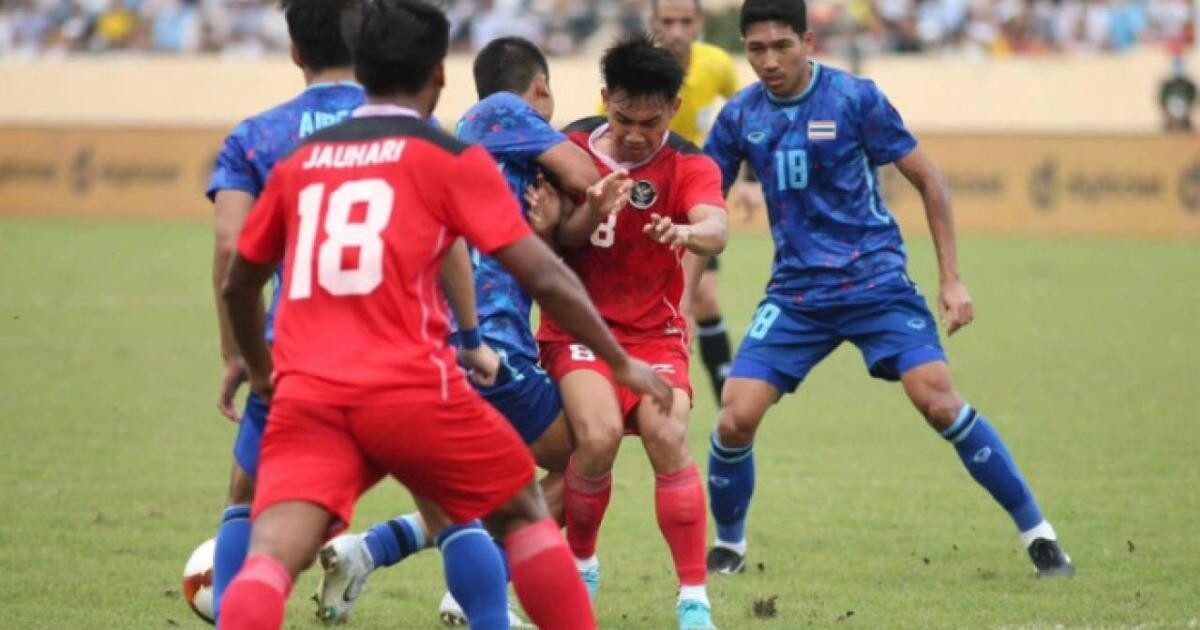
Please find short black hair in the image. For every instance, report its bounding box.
[600,31,684,104]
[473,37,550,99]
[740,0,807,36]
[341,0,450,96]
[281,0,353,72]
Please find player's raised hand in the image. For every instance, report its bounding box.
[611,357,673,415]
[458,343,501,388]
[939,277,975,336]
[524,175,562,237]
[587,169,633,216]
[643,213,692,249]
[217,357,247,421]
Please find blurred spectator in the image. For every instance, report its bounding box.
[93,0,137,50]
[0,0,1193,59]
[1160,55,1197,131]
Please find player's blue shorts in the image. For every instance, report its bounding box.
[233,392,269,478]
[730,286,946,394]
[474,350,563,444]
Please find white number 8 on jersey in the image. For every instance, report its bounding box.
[589,213,618,248]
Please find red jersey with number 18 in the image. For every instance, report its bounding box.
[237,110,531,406]
[536,116,726,343]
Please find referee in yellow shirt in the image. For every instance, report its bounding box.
[654,0,740,403]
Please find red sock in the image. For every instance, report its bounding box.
[564,457,611,559]
[655,463,707,586]
[506,518,598,630]
[216,554,293,630]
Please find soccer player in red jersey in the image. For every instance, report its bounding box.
[216,3,670,629]
[537,32,730,630]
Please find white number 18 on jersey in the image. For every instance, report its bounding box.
[289,178,394,299]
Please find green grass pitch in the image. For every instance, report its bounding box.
[1,218,1198,628]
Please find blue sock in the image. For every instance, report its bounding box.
[942,404,1044,532]
[212,504,251,620]
[363,513,426,569]
[437,521,509,630]
[707,431,755,545]
[493,539,510,583]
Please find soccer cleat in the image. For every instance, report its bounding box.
[579,563,601,601]
[1027,538,1075,578]
[705,546,746,575]
[677,599,718,630]
[313,534,374,623]
[437,591,533,628]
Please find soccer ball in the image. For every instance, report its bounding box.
[182,538,216,625]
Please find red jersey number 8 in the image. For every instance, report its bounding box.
[289,178,394,300]
[590,212,617,248]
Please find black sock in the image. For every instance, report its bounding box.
[697,316,732,401]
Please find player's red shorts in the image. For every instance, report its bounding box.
[540,335,692,426]
[252,388,535,536]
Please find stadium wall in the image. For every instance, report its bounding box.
[1,53,1198,237]
[0,51,1179,131]
[3,125,1196,237]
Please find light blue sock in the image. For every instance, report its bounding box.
[942,404,1044,532]
[212,504,251,620]
[363,513,425,569]
[437,521,509,630]
[707,431,755,545]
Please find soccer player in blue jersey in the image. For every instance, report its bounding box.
[312,37,629,627]
[206,1,364,619]
[206,2,520,624]
[701,0,1074,578]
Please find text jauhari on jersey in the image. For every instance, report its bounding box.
[301,139,406,170]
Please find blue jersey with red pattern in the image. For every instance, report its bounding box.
[455,92,567,360]
[206,82,365,340]
[704,63,918,305]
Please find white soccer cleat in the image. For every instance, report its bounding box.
[313,534,375,623]
[438,591,534,628]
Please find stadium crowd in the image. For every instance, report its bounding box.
[0,0,1192,59]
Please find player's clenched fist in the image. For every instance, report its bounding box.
[643,213,692,249]
[610,357,673,415]
[586,168,633,216]
[458,343,501,388]
[938,277,975,336]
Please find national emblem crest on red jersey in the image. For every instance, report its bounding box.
[630,179,658,209]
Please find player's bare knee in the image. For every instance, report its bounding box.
[572,415,623,460]
[909,383,963,431]
[642,418,688,457]
[717,404,761,447]
[693,287,720,320]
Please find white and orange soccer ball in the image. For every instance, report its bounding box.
[181,538,216,624]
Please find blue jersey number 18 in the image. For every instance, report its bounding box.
[774,149,808,191]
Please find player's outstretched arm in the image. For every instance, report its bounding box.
[536,141,601,198]
[556,170,633,248]
[493,235,673,413]
[221,253,276,399]
[439,238,500,386]
[894,148,974,335]
[642,204,728,256]
[211,190,257,419]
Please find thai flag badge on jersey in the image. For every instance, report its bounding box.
[807,120,837,141]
